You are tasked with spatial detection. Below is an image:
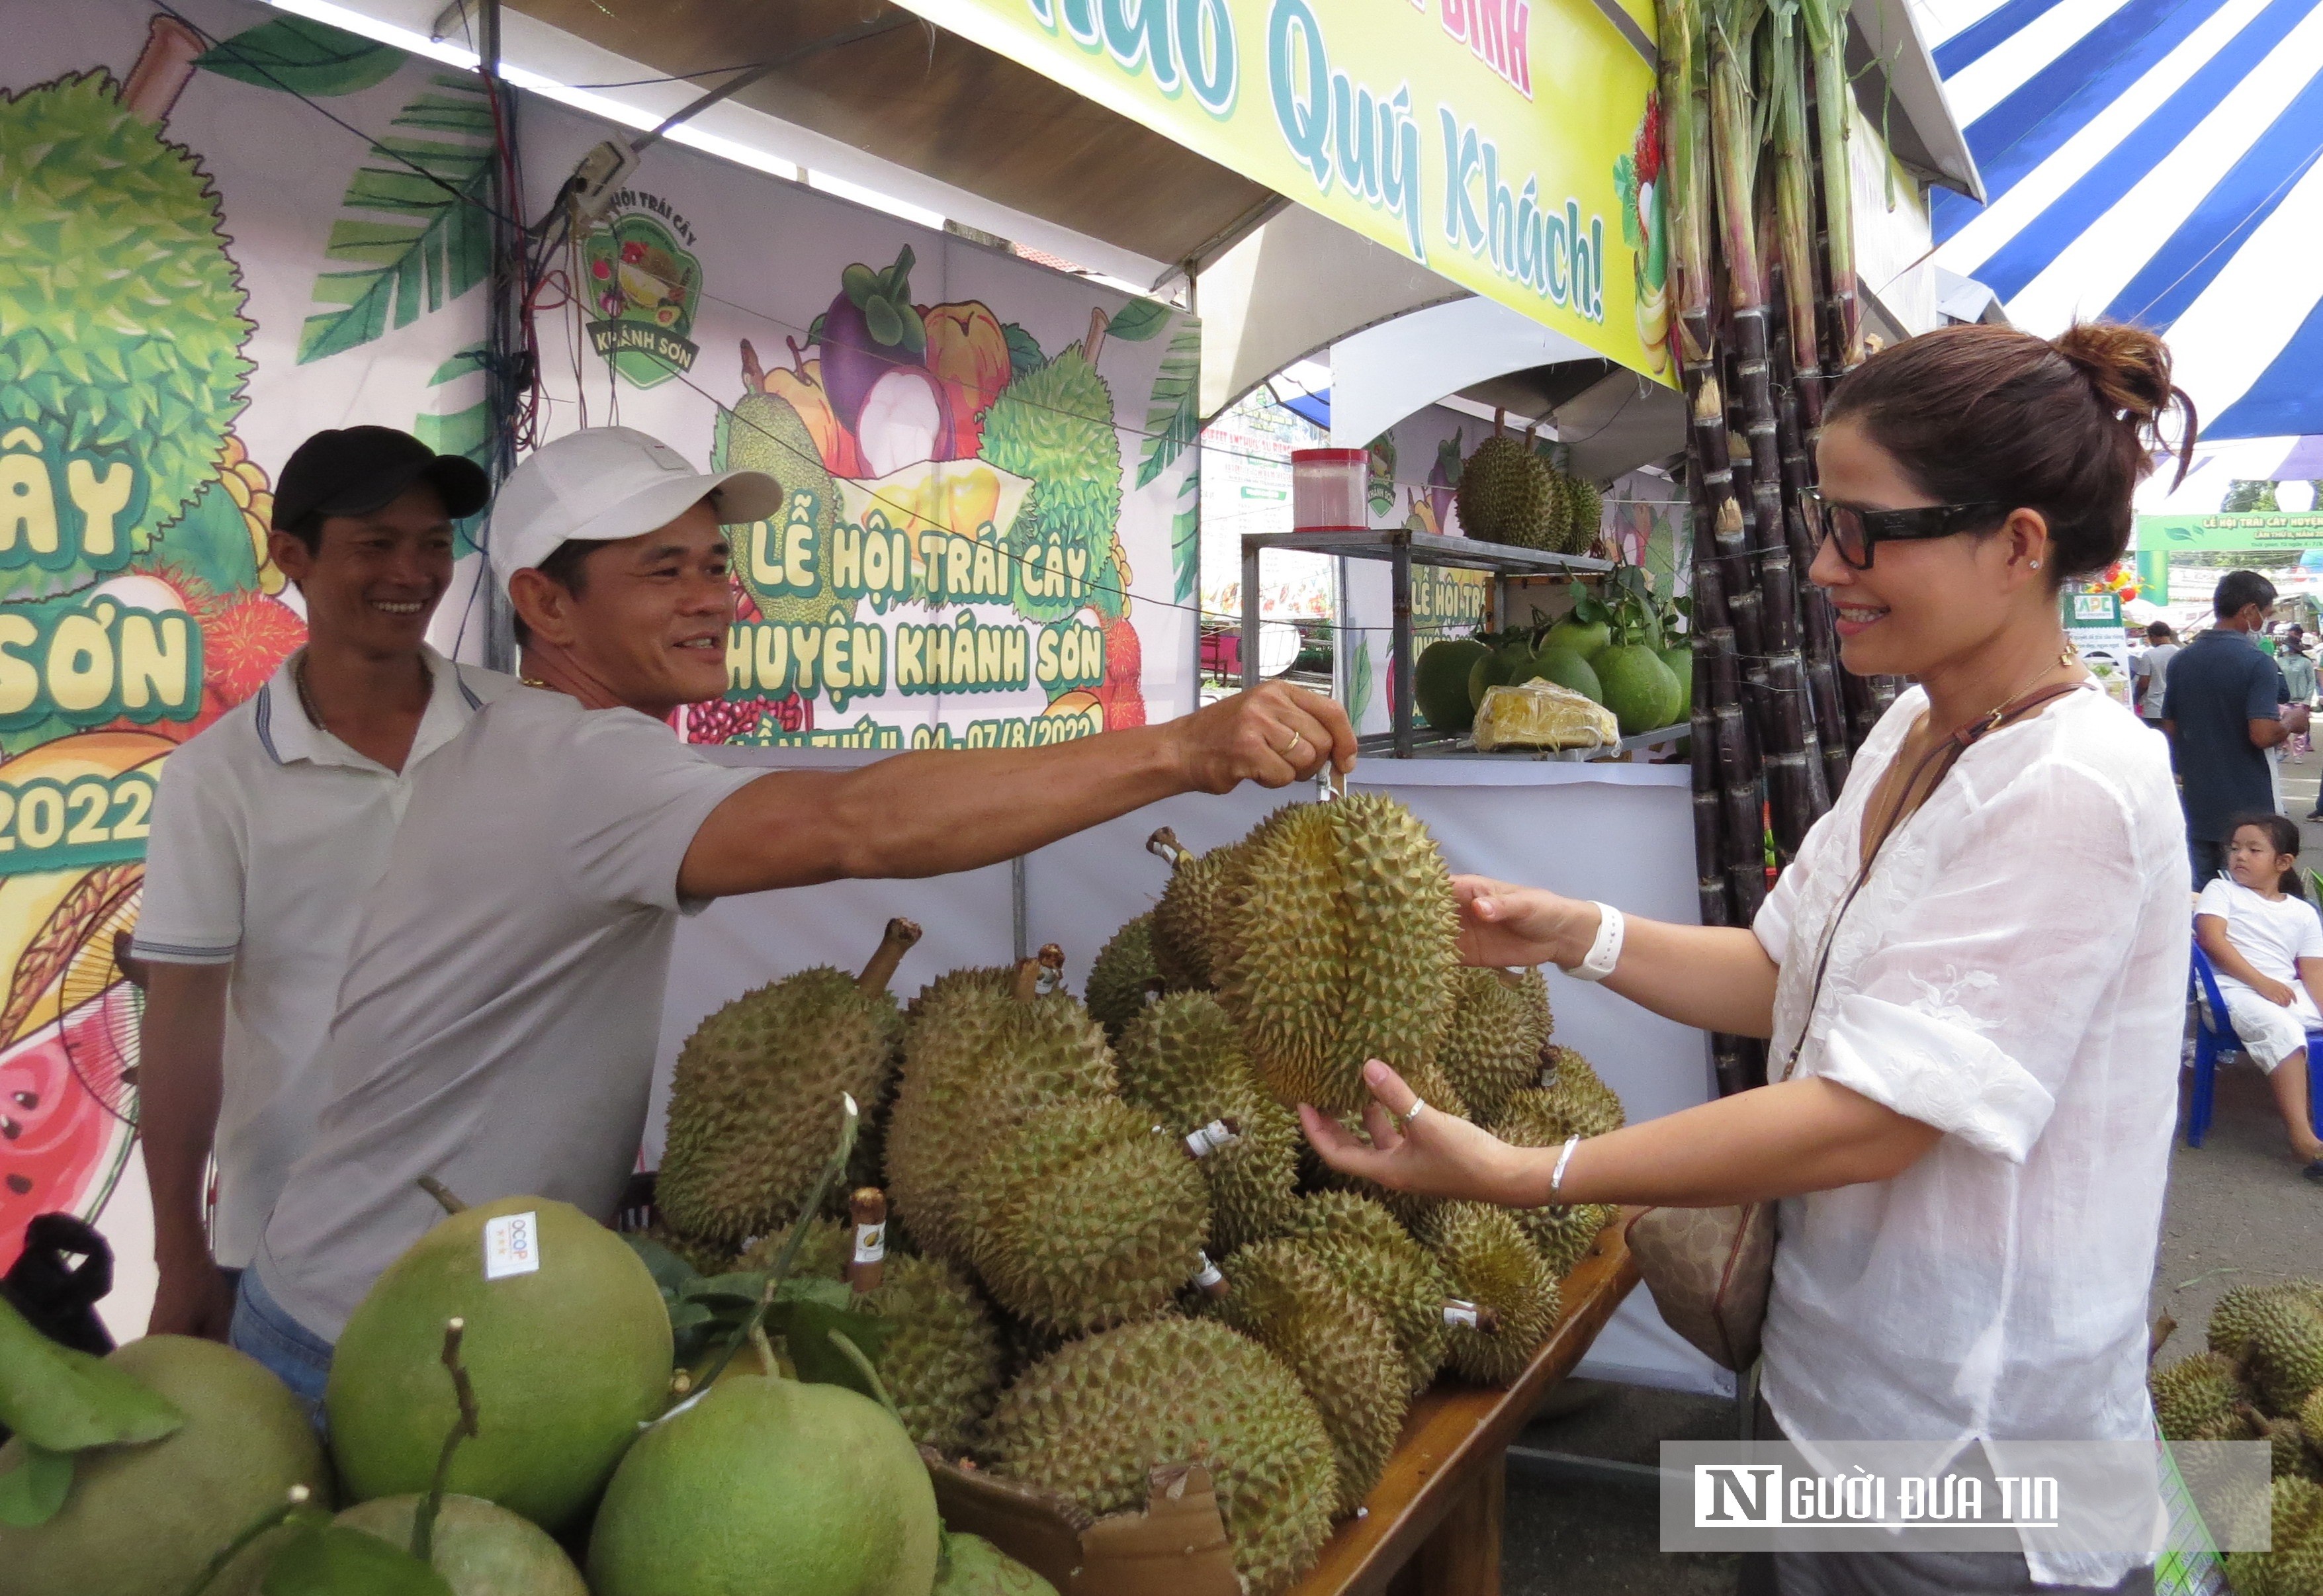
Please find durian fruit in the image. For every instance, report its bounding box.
[2247,1294,2323,1417]
[2304,1387,2323,1458]
[1540,1045,1628,1137]
[1217,795,1460,1111]
[959,1096,1211,1337]
[984,1317,1339,1596]
[2240,1403,2323,1483]
[2224,1477,2323,1596]
[658,919,920,1244]
[1456,427,1561,550]
[1116,993,1301,1253]
[1280,1192,1455,1399]
[1419,1202,1561,1386]
[1563,476,1606,556]
[887,957,1116,1262]
[1147,828,1250,991]
[2209,1281,2323,1360]
[745,1218,1004,1458]
[720,386,843,625]
[1212,1239,1410,1516]
[1085,913,1161,1042]
[978,335,1123,624]
[2152,1351,2250,1442]
[1436,967,1550,1122]
[1483,1088,1618,1273]
[1521,1203,1619,1280]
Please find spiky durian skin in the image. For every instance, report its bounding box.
[1151,839,1249,991]
[2248,1296,2323,1417]
[984,1317,1338,1596]
[2151,1352,2249,1442]
[959,1098,1210,1337]
[1484,1088,1617,1273]
[1540,1047,1628,1137]
[1117,993,1301,1253]
[745,1220,1004,1457]
[2209,1281,2323,1360]
[1437,967,1550,1122]
[1420,1202,1561,1386]
[656,968,903,1245]
[1564,477,1605,556]
[2225,1478,2323,1596]
[887,984,1115,1263]
[1213,1239,1409,1515]
[1219,796,1460,1112]
[1280,1192,1452,1399]
[1520,1204,1618,1280]
[1457,437,1559,549]
[1086,914,1161,1042]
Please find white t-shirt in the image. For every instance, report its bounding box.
[2134,642,2179,720]
[1751,686,2187,1589]
[2194,876,2323,1000]
[253,688,761,1339]
[131,647,516,1265]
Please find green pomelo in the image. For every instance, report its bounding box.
[326,1196,673,1534]
[1659,645,1693,722]
[1466,648,1516,711]
[335,1494,589,1596]
[0,1335,330,1596]
[1522,647,1601,703]
[1539,617,1610,660]
[587,1374,940,1596]
[1594,644,1683,736]
[1415,639,1489,732]
[934,1531,1059,1594]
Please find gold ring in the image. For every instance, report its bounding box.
[1284,732,1303,756]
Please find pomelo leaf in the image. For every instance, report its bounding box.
[619,1234,696,1297]
[1105,298,1172,343]
[261,1523,456,1596]
[0,1443,71,1529]
[0,1299,184,1452]
[775,1300,893,1401]
[197,18,407,98]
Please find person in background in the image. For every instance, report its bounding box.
[134,428,513,1339]
[2164,570,2307,883]
[2132,621,2177,724]
[2281,626,2316,765]
[2193,813,2323,1179]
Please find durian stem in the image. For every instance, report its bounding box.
[740,338,766,395]
[1083,305,1110,371]
[855,918,923,993]
[122,15,203,125]
[1145,827,1190,869]
[1010,957,1043,1004]
[691,1094,861,1397]
[417,1176,467,1215]
[412,1318,480,1566]
[826,1327,905,1427]
[178,1486,312,1596]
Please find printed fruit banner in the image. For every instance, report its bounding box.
[0,0,492,1307]
[521,97,1200,750]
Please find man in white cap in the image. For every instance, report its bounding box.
[235,426,1354,1399]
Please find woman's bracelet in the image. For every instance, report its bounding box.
[1549,1133,1582,1199]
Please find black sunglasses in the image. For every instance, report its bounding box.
[1808,491,2009,570]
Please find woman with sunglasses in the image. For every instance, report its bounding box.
[1305,322,2195,1596]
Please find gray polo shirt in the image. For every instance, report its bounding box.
[253,687,760,1339]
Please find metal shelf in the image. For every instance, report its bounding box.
[1239,529,1615,758]
[1352,723,1690,762]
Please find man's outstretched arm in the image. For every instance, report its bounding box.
[678,682,1355,899]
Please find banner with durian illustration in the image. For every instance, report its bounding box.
[521,96,1202,754]
[0,0,494,1298]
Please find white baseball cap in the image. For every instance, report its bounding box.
[488,425,784,589]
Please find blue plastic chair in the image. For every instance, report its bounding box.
[2186,940,2323,1147]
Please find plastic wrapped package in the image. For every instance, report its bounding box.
[1471,682,1621,752]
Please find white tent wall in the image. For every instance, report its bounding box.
[654,747,1733,1397]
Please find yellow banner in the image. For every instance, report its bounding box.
[900,0,1671,382]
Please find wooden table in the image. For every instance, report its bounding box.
[1286,1221,1640,1596]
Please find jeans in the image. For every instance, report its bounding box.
[230,1266,334,1423]
[2191,839,2227,888]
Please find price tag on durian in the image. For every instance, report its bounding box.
[482,1211,541,1280]
[852,1222,887,1265]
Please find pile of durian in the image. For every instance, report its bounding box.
[2150,1280,2323,1595]
[652,793,1626,1596]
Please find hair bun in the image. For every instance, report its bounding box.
[2051,320,2197,485]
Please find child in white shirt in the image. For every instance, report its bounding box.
[2194,812,2323,1178]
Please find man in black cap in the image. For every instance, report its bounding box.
[132,427,515,1339]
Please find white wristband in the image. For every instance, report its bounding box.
[1562,902,1624,982]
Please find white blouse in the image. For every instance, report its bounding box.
[1752,684,2188,1587]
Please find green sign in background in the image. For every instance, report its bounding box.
[2137,512,2323,551]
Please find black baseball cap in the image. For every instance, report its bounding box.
[271,426,492,531]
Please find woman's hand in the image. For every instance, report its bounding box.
[2259,974,2301,1007]
[1452,875,1597,970]
[1297,1060,1538,1206]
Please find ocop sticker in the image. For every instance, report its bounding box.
[483,1211,541,1280]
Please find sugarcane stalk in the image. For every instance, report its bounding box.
[1765,1,1827,429]
[1766,259,1835,816]
[1802,0,1862,373]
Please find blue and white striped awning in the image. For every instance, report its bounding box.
[1923,0,2323,440]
